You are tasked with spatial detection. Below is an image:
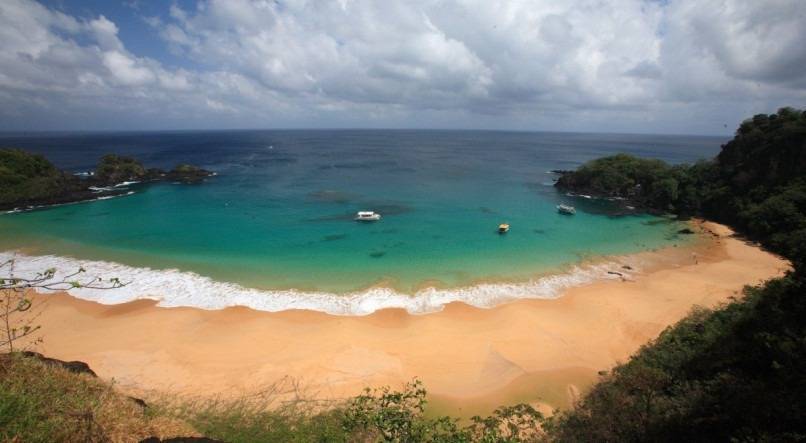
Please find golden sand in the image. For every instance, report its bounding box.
[23,221,789,417]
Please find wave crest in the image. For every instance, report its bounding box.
[1,251,638,316]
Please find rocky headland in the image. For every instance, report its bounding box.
[0,149,214,212]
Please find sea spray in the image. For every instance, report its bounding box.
[0,251,639,316]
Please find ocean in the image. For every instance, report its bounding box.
[0,130,725,314]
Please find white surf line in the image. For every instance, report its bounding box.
[2,191,136,215]
[0,251,640,316]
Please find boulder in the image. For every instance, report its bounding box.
[21,351,97,377]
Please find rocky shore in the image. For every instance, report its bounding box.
[0,150,214,212]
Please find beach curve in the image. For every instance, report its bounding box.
[17,221,790,417]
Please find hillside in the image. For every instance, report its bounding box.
[556,107,806,265]
[0,149,88,208]
[551,107,806,441]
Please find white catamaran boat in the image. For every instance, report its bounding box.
[557,204,576,215]
[355,211,381,221]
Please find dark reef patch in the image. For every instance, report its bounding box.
[307,190,356,204]
[479,206,495,214]
[322,233,349,242]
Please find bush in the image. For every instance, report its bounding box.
[551,274,806,442]
[0,149,66,205]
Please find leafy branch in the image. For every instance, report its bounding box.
[1,257,128,352]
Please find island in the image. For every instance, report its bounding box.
[0,150,215,212]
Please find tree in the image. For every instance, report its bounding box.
[0,257,126,352]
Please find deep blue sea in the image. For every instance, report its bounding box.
[0,130,725,314]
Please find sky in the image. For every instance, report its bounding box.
[1,0,805,135]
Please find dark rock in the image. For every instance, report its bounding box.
[622,265,633,270]
[128,396,148,409]
[166,164,215,184]
[677,228,696,234]
[95,154,147,184]
[21,351,97,377]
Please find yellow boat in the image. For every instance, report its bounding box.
[498,223,510,234]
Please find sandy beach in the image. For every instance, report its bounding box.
[21,221,789,417]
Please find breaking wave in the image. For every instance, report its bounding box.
[2,192,136,214]
[1,250,640,316]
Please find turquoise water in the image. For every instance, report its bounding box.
[0,130,722,299]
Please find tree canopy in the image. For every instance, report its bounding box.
[551,107,806,441]
[556,107,806,265]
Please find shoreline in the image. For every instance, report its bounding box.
[19,221,789,417]
[3,225,695,316]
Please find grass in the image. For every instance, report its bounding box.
[0,353,195,443]
[162,395,348,442]
[0,353,547,442]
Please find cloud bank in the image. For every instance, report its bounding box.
[1,0,805,133]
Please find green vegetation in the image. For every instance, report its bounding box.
[554,154,695,213]
[0,149,213,210]
[702,108,806,266]
[0,353,193,442]
[172,164,202,174]
[94,154,147,184]
[0,149,73,207]
[551,107,806,441]
[551,274,806,441]
[556,107,806,265]
[1,356,546,442]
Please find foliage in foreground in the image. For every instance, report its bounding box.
[0,355,546,442]
[552,272,806,442]
[163,379,546,443]
[0,353,195,443]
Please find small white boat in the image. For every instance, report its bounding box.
[557,204,576,215]
[498,223,510,234]
[355,211,381,221]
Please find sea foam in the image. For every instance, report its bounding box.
[2,191,135,214]
[0,250,638,316]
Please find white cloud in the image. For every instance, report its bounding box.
[102,51,155,85]
[89,15,124,51]
[0,0,805,132]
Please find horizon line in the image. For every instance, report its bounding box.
[0,127,732,138]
